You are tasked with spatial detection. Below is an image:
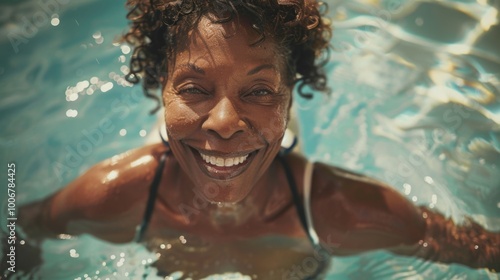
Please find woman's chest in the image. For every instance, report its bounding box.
[145,231,325,279]
[143,202,326,279]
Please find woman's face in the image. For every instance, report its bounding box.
[162,16,292,204]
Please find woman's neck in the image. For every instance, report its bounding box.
[174,159,280,228]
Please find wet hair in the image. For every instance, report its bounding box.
[123,0,332,113]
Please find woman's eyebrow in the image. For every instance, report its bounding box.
[176,63,206,75]
[247,64,276,76]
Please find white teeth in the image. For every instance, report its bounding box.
[200,152,249,167]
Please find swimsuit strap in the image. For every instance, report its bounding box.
[159,124,170,148]
[279,128,298,156]
[277,156,318,246]
[279,156,329,279]
[135,148,319,246]
[135,150,168,242]
[303,160,331,279]
[302,160,320,246]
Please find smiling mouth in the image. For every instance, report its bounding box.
[199,153,249,167]
[189,147,256,180]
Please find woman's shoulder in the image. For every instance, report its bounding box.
[282,153,377,194]
[99,142,170,172]
[90,142,169,191]
[283,153,398,207]
[60,143,170,220]
[313,162,383,190]
[28,143,172,240]
[292,156,426,250]
[95,142,170,196]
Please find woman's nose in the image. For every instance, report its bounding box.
[202,97,246,139]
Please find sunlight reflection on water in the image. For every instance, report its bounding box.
[0,0,499,279]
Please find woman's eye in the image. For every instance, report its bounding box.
[250,89,273,96]
[179,87,205,95]
[244,87,283,105]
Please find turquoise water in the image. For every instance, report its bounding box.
[0,0,499,279]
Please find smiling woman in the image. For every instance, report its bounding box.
[164,15,292,203]
[17,0,500,279]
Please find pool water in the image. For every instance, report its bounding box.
[0,0,499,279]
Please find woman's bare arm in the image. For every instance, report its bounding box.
[311,162,499,271]
[413,207,500,271]
[19,143,169,243]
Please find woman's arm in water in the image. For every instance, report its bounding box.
[19,143,169,243]
[412,206,500,271]
[310,162,499,271]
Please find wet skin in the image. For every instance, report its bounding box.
[18,15,442,279]
[154,17,326,277]
[162,16,291,205]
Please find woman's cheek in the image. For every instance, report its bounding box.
[260,107,288,142]
[164,101,200,139]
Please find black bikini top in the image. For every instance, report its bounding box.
[134,150,309,242]
[134,130,329,279]
[135,129,300,242]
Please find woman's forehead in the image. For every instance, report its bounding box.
[170,15,285,75]
[195,15,261,42]
[179,15,277,53]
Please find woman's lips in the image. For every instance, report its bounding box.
[189,147,256,180]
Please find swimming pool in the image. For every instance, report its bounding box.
[0,0,499,279]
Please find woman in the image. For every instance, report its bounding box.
[19,0,499,279]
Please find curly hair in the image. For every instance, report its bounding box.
[123,0,332,113]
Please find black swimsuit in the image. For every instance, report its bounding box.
[135,149,329,279]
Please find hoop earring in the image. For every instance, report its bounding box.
[159,123,170,147]
[280,128,297,156]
